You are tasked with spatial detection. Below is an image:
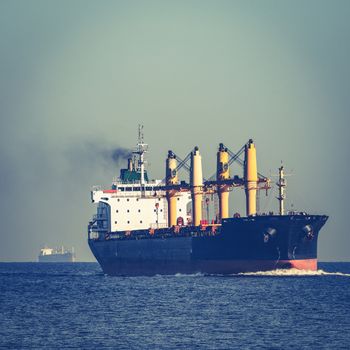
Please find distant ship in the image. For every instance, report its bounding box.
[88,126,328,276]
[38,247,76,263]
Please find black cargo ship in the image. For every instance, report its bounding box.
[88,127,328,276]
[89,215,327,276]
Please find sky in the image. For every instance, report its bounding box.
[0,0,349,261]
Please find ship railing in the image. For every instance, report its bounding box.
[112,178,163,185]
[105,191,167,198]
[100,225,220,242]
[150,223,168,229]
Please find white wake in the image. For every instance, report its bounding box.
[237,268,350,277]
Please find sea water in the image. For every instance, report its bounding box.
[0,262,349,349]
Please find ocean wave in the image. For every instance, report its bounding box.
[174,272,205,277]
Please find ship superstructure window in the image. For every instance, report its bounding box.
[127,210,130,213]
[116,210,119,213]
[127,199,130,202]
[138,209,141,212]
[127,221,130,224]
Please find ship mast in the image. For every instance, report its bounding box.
[133,125,148,185]
[277,165,286,215]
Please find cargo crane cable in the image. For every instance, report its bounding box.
[226,144,246,167]
[161,151,191,184]
[206,142,246,182]
[207,141,269,181]
[224,142,269,180]
[175,152,192,174]
[162,151,208,184]
[174,152,209,182]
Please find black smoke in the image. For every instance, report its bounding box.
[65,142,131,167]
[108,147,132,164]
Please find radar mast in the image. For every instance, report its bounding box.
[133,124,148,185]
[277,165,286,215]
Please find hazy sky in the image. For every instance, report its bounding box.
[0,0,349,261]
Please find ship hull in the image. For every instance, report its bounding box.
[91,258,317,276]
[88,215,328,276]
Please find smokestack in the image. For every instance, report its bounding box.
[190,147,203,226]
[244,139,258,216]
[166,151,178,227]
[217,143,230,221]
[128,158,133,171]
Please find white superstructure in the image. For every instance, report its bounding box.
[38,246,76,262]
[91,126,191,233]
[40,247,54,256]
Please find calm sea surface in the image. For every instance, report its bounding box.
[0,262,349,349]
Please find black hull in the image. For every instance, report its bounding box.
[88,215,328,276]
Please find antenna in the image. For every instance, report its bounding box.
[277,165,286,215]
[138,124,144,144]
